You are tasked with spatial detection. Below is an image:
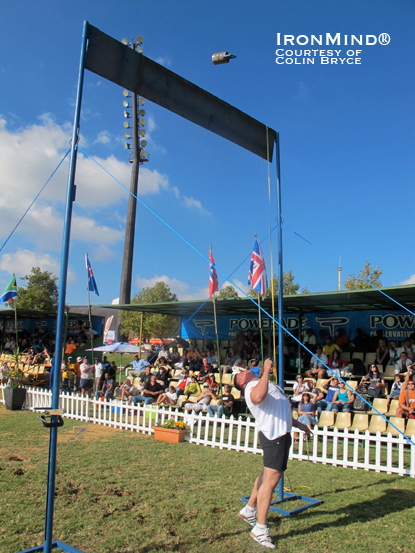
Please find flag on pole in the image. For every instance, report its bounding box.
[248,237,268,296]
[0,275,18,304]
[85,254,99,296]
[209,246,218,299]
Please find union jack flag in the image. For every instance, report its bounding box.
[85,254,99,296]
[209,247,218,299]
[248,238,268,296]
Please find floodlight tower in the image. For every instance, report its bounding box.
[119,36,149,326]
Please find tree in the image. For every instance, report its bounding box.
[247,270,303,298]
[121,281,179,340]
[344,260,383,290]
[217,285,238,299]
[13,267,59,311]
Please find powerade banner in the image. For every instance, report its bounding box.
[0,316,103,338]
[181,310,415,341]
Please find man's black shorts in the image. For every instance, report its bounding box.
[259,431,292,472]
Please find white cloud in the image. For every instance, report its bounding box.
[0,249,75,282]
[95,130,111,144]
[400,275,415,285]
[182,195,211,216]
[220,279,250,298]
[136,274,208,301]
[155,56,172,67]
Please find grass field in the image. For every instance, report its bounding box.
[1,405,415,553]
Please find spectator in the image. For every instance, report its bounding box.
[387,374,403,405]
[95,372,115,401]
[331,381,354,413]
[388,341,399,366]
[396,370,415,419]
[128,375,163,406]
[303,328,317,367]
[155,385,178,407]
[207,384,234,419]
[334,328,349,351]
[155,365,170,388]
[65,339,77,356]
[291,375,308,407]
[74,356,82,392]
[94,358,103,393]
[395,352,412,376]
[120,378,136,401]
[250,359,262,378]
[316,376,340,417]
[297,391,318,430]
[125,354,148,376]
[184,375,201,397]
[397,339,415,362]
[80,356,94,397]
[375,338,390,370]
[305,346,328,380]
[184,384,214,421]
[351,328,370,354]
[361,364,384,401]
[61,361,74,393]
[327,350,350,378]
[323,337,341,358]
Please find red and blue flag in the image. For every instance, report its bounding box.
[85,254,99,296]
[248,238,268,296]
[209,247,218,299]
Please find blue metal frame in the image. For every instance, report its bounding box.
[16,20,89,553]
[240,491,323,517]
[18,541,85,553]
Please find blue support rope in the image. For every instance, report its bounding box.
[78,146,415,446]
[0,148,71,255]
[282,222,415,318]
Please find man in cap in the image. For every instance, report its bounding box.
[124,354,147,377]
[80,356,94,397]
[74,356,82,392]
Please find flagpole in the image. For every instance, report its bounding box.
[138,312,143,359]
[86,254,94,366]
[212,294,223,412]
[257,291,264,374]
[13,274,18,354]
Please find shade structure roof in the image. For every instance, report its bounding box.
[97,285,415,318]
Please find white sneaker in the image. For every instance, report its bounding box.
[250,525,275,549]
[238,505,257,527]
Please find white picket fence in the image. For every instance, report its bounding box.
[2,385,415,478]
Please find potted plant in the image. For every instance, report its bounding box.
[3,348,26,411]
[153,419,188,443]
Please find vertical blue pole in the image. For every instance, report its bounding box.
[275,134,285,501]
[43,21,89,553]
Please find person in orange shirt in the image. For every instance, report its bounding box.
[65,339,77,356]
[396,368,415,419]
[73,356,82,392]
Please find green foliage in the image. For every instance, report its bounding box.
[121,281,179,340]
[344,260,383,290]
[13,267,59,311]
[247,270,304,298]
[217,285,238,299]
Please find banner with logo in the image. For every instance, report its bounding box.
[181,309,415,342]
[0,315,103,338]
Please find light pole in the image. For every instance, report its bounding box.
[119,36,149,339]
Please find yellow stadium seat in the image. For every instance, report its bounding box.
[404,419,415,438]
[368,415,387,434]
[384,417,405,437]
[368,398,388,415]
[316,411,335,428]
[349,414,369,432]
[333,412,351,430]
[386,400,399,418]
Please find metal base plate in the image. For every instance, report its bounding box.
[17,540,85,552]
[240,490,323,516]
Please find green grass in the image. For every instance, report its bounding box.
[1,405,415,553]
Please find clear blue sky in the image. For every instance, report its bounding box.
[0,0,413,307]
